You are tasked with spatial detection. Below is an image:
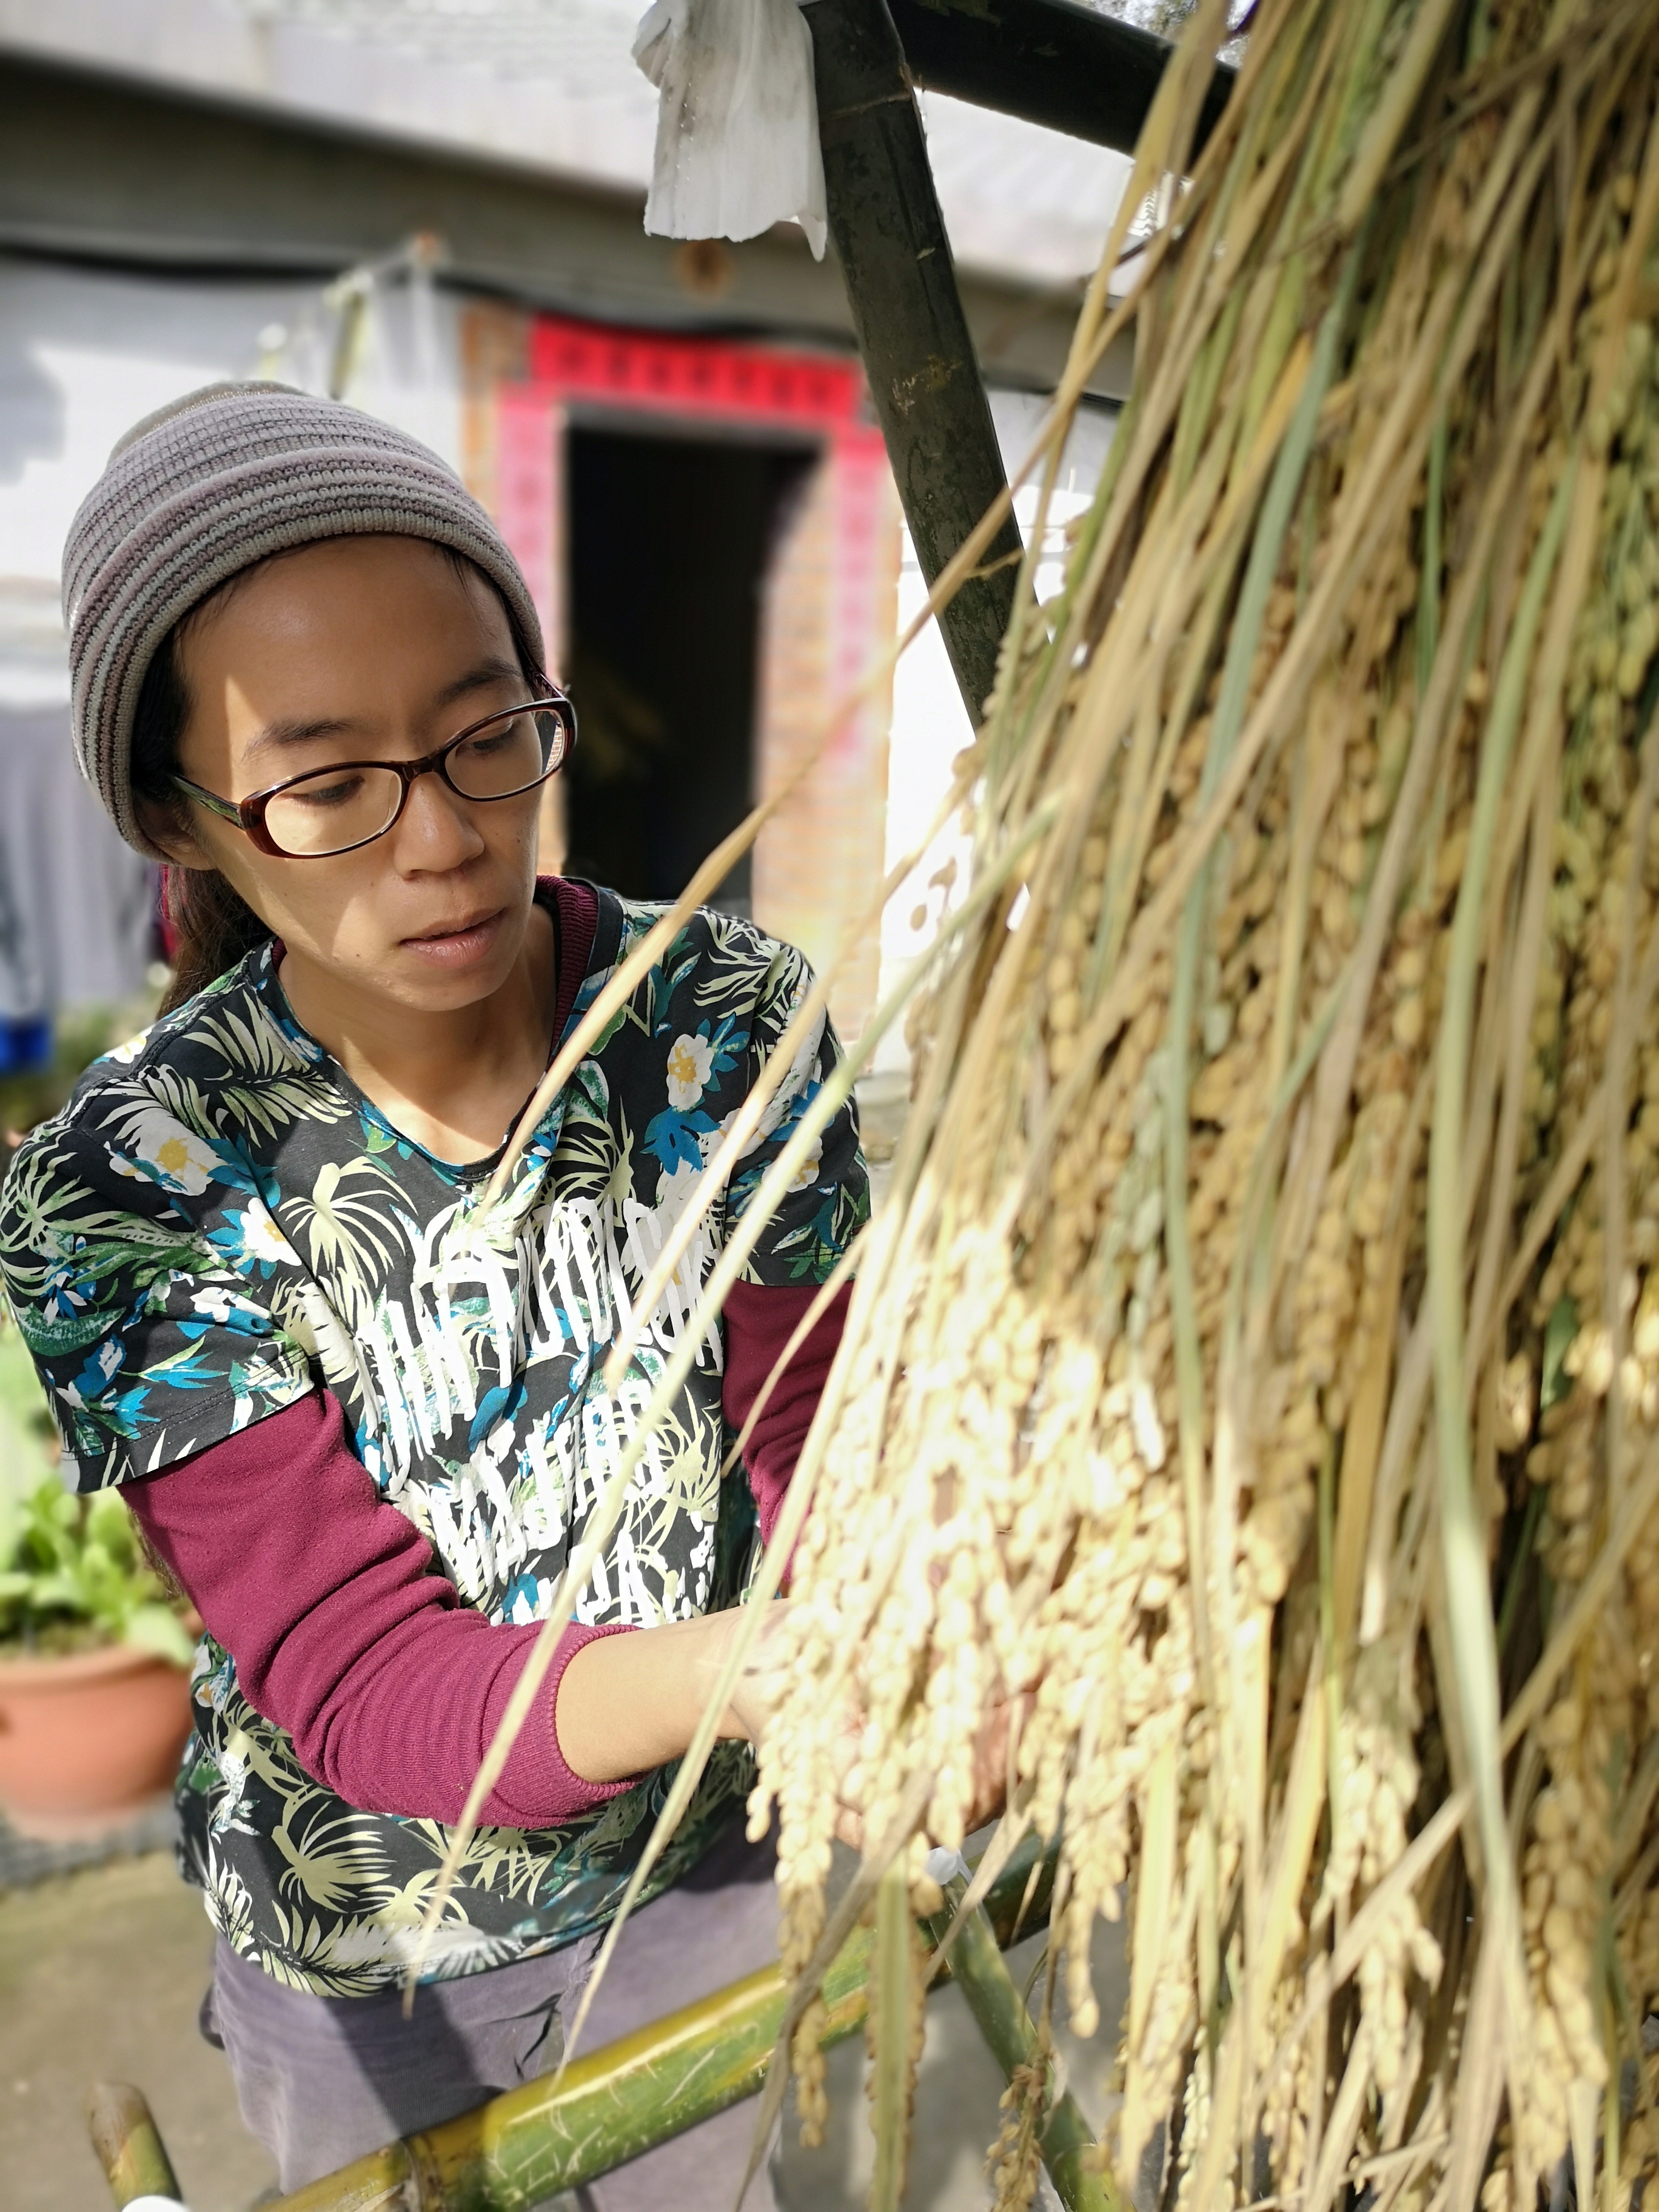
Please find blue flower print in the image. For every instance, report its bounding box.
[178,1284,273,1340]
[65,1332,124,1404]
[42,1244,95,1321]
[501,1569,548,1625]
[469,1377,528,1451]
[205,1202,300,1279]
[643,1106,716,1176]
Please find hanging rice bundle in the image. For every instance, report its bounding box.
[749,0,1659,2204]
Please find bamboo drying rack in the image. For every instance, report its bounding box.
[87,1837,1121,2212]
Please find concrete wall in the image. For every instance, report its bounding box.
[0,50,1134,403]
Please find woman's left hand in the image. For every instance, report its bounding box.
[822,1693,1028,1855]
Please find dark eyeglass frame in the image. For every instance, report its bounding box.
[172,690,578,860]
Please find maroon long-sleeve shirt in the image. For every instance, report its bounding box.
[129,881,846,1831]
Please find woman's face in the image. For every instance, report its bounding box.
[163,535,545,1015]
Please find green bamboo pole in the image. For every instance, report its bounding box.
[922,1871,1124,2212]
[868,1862,916,2212]
[87,2082,183,2208]
[278,1928,884,2212]
[92,1840,1059,2212]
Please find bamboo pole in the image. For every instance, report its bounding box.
[90,1841,1071,2212]
[888,0,1236,158]
[87,2082,182,2208]
[922,1872,1124,2212]
[276,1940,882,2212]
[806,0,1026,725]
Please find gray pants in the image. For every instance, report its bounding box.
[207,1820,782,2207]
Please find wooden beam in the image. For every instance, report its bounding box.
[888,0,1236,157]
[806,0,1026,726]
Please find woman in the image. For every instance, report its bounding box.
[0,384,864,2199]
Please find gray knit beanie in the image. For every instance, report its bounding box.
[62,381,547,859]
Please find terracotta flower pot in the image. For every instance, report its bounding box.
[0,1640,192,1840]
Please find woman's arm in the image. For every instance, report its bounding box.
[553,1606,774,1781]
[127,1322,833,1814]
[722,1278,850,1570]
[130,1388,644,1826]
[558,1282,851,1774]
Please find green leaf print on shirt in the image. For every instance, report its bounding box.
[0,885,867,1992]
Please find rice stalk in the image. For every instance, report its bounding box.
[742,4,1659,2205]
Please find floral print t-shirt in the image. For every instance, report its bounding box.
[0,885,866,1994]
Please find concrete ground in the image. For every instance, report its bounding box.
[1,1844,1125,2212]
[0,1852,277,2212]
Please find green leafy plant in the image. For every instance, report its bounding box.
[0,1479,195,1664]
[0,1311,192,1664]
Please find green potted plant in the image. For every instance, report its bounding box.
[0,1313,196,1839]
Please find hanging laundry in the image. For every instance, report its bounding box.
[0,703,156,1048]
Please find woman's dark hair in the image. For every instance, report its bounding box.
[129,626,273,1016]
[127,545,541,1017]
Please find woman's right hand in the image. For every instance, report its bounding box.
[721,1606,875,1848]
[717,1600,791,1746]
[557,1603,876,1848]
[555,1601,794,1782]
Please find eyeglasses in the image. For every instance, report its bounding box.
[172,693,577,860]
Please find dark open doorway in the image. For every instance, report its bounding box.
[562,424,817,915]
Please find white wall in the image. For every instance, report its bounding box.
[0,256,460,705]
[0,0,1134,289]
[872,389,1116,1075]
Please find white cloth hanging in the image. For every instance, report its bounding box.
[632,0,828,260]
